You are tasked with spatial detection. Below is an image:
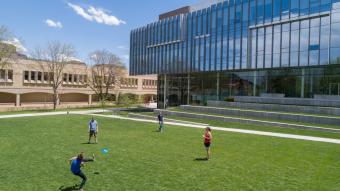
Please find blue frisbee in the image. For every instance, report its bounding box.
[101,148,109,154]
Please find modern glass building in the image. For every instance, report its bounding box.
[130,0,340,108]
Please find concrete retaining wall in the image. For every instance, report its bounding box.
[234,96,340,107]
[260,93,285,98]
[154,109,340,133]
[314,95,340,100]
[207,101,340,116]
[180,105,340,126]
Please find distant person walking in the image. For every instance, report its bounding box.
[158,112,164,133]
[203,127,212,160]
[165,99,169,109]
[69,152,95,191]
[88,117,99,144]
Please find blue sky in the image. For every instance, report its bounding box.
[0,0,199,66]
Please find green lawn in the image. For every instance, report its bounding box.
[123,111,340,140]
[0,114,340,190]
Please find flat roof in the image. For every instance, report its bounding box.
[159,6,190,20]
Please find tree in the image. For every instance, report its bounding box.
[34,42,75,110]
[0,25,16,69]
[87,50,125,104]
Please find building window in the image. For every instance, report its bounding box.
[0,69,5,82]
[74,75,79,84]
[68,74,73,84]
[7,70,13,82]
[30,71,36,82]
[63,73,68,83]
[24,71,29,82]
[44,72,49,83]
[37,72,42,82]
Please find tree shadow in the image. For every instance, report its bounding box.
[58,185,79,191]
[194,157,208,161]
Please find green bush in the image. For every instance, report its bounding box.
[224,97,235,102]
[117,93,140,107]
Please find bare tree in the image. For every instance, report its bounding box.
[34,42,75,110]
[0,25,16,68]
[87,50,125,103]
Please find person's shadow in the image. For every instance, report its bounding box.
[194,157,208,161]
[58,185,79,191]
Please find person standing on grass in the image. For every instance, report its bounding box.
[88,117,99,144]
[203,127,212,160]
[158,112,164,132]
[69,152,95,191]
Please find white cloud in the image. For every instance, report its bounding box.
[66,56,83,62]
[67,2,126,26]
[2,38,27,53]
[45,19,63,28]
[117,45,127,50]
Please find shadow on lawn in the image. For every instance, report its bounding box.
[58,185,79,191]
[194,157,208,161]
[81,142,98,145]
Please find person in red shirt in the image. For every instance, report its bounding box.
[203,127,212,160]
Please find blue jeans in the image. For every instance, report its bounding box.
[74,171,87,189]
[159,121,164,132]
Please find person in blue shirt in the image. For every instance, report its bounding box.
[88,117,99,144]
[157,112,164,133]
[69,152,95,191]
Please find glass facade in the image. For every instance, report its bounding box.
[130,0,340,107]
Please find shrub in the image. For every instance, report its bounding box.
[117,93,140,107]
[224,97,234,102]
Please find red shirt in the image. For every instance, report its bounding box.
[204,132,211,143]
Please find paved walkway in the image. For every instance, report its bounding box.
[0,110,340,144]
[0,109,109,119]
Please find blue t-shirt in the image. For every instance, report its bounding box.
[158,114,163,122]
[71,159,82,174]
[89,120,97,131]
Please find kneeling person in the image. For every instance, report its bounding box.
[69,152,95,191]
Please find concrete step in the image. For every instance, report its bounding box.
[180,105,340,126]
[127,113,209,126]
[155,109,340,133]
[207,101,340,116]
[234,96,340,108]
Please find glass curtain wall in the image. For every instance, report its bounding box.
[131,0,340,75]
[129,0,340,107]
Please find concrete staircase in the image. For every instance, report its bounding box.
[207,101,340,116]
[153,97,340,132]
[179,105,340,126]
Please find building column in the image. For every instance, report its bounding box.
[301,68,305,98]
[253,71,257,96]
[16,94,20,107]
[88,94,92,105]
[216,72,220,101]
[187,74,190,105]
[5,70,8,82]
[163,74,167,109]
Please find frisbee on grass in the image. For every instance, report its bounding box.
[101,148,109,154]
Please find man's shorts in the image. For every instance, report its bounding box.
[204,142,211,148]
[90,130,97,136]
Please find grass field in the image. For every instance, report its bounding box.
[0,114,340,191]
